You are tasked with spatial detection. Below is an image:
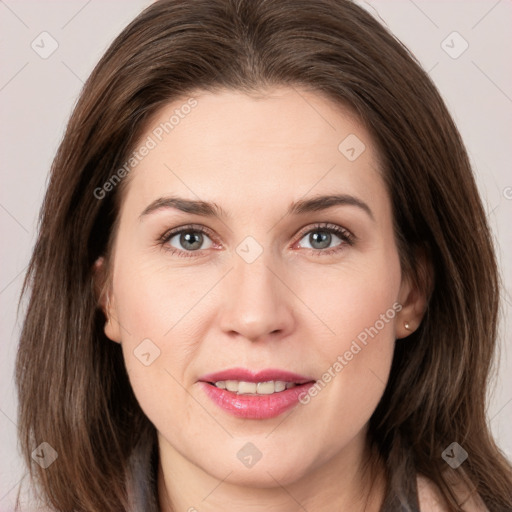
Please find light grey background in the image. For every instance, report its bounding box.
[1,0,511,508]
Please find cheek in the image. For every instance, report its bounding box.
[295,250,401,428]
[112,252,203,345]
[110,256,201,423]
[296,245,401,352]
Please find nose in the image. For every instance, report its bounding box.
[218,250,296,343]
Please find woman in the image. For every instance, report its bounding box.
[16,0,512,511]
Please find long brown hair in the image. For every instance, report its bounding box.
[16,0,512,510]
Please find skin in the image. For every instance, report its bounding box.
[97,87,427,511]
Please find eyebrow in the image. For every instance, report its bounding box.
[139,194,374,221]
[290,194,374,220]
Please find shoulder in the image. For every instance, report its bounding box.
[416,474,490,512]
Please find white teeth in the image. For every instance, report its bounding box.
[225,380,238,392]
[238,381,257,394]
[256,381,275,395]
[213,380,297,395]
[274,381,286,392]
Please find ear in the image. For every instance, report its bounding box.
[93,256,122,343]
[395,249,433,339]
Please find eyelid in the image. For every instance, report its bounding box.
[294,222,355,244]
[158,223,218,245]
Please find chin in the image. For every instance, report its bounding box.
[200,448,315,489]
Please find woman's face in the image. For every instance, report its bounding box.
[102,87,417,487]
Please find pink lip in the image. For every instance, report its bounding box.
[199,367,314,384]
[199,367,316,420]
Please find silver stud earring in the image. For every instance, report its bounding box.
[404,322,411,330]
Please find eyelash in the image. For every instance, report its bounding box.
[158,223,355,258]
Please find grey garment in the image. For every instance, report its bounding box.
[126,431,420,512]
[126,429,160,512]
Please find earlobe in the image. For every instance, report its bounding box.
[396,281,427,339]
[93,256,122,344]
[396,251,433,339]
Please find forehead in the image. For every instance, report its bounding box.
[121,87,386,217]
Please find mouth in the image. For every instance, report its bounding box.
[198,368,316,419]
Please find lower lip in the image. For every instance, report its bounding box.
[199,382,315,419]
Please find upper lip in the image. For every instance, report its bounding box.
[199,367,315,384]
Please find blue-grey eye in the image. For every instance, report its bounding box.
[298,229,345,250]
[167,230,213,251]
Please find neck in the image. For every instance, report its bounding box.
[157,431,386,512]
